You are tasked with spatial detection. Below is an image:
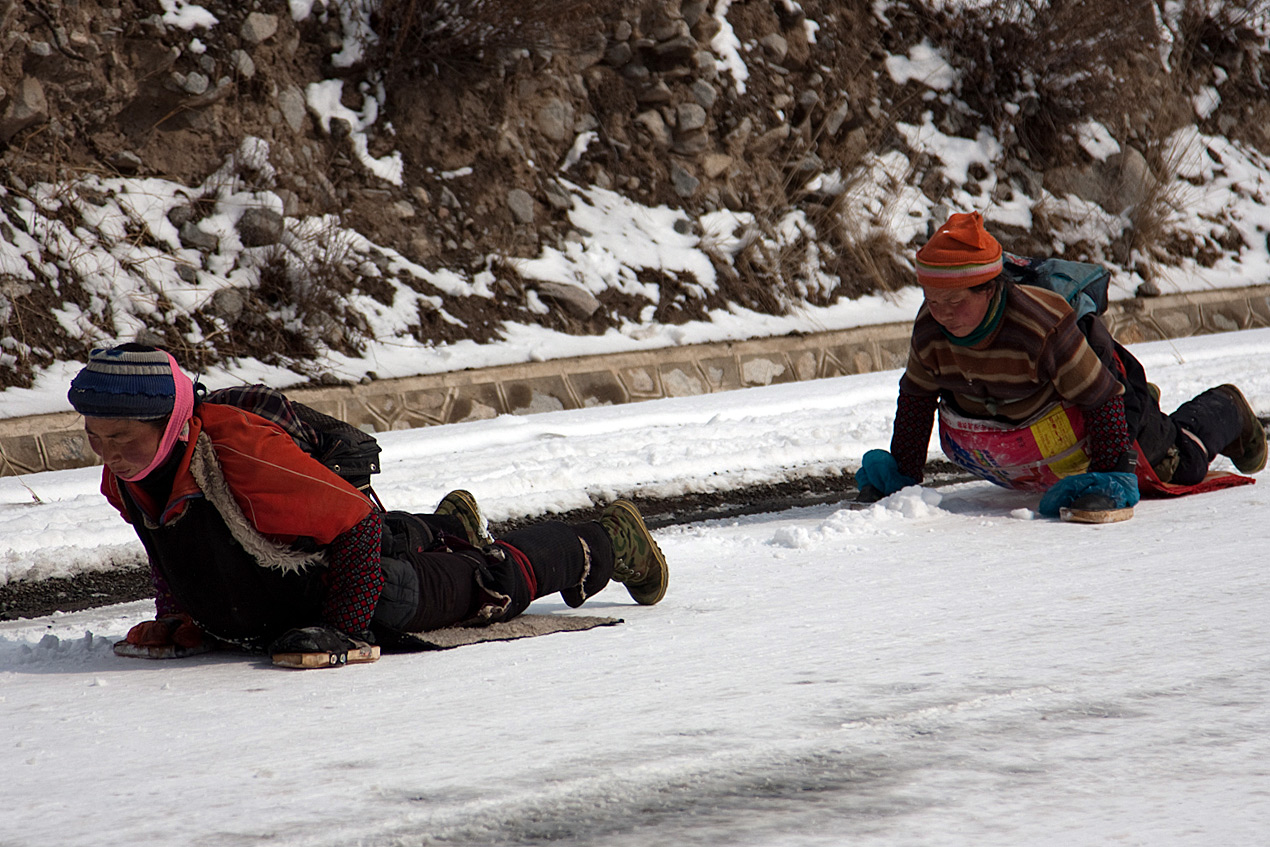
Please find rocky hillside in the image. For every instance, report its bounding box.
[1,0,1268,390]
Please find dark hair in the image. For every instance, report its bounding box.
[969,276,1002,295]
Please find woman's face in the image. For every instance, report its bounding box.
[84,417,164,478]
[921,283,995,337]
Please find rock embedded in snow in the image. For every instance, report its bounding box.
[532,281,601,318]
[1045,145,1159,216]
[210,286,246,322]
[107,151,143,174]
[236,207,284,247]
[542,180,572,211]
[329,116,351,144]
[135,327,166,347]
[179,221,219,252]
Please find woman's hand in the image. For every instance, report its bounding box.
[1039,471,1139,517]
[854,449,919,498]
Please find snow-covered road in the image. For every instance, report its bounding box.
[3,329,1270,846]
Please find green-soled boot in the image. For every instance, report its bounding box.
[435,489,495,547]
[600,500,668,606]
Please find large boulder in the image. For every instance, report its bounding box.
[0,78,48,144]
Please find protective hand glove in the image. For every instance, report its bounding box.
[267,626,372,657]
[1038,471,1140,517]
[125,614,204,649]
[854,449,918,498]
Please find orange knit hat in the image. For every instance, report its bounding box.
[915,212,1003,289]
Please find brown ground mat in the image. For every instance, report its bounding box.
[402,614,623,651]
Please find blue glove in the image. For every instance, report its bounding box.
[1038,471,1139,517]
[855,449,919,497]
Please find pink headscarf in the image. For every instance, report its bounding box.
[118,351,195,482]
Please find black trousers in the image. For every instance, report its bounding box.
[372,516,614,633]
[1164,387,1243,485]
[1085,319,1240,485]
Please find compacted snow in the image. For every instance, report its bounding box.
[2,328,1270,846]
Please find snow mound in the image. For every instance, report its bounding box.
[1,631,118,669]
[770,487,945,548]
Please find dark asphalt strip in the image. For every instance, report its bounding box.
[0,462,971,620]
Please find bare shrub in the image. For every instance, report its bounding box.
[209,219,375,374]
[1115,135,1197,281]
[1160,0,1270,132]
[0,274,86,391]
[371,0,623,80]
[821,226,911,298]
[907,0,1157,167]
[1162,0,1270,75]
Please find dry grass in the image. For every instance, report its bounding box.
[1116,135,1194,279]
[1164,0,1270,65]
[1161,0,1270,117]
[192,218,376,375]
[920,0,1156,168]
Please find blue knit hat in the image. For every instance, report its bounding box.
[68,345,180,420]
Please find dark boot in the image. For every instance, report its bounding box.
[1213,385,1267,473]
[1170,385,1266,482]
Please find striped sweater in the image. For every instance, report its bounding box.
[891,283,1129,480]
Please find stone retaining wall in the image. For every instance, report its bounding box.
[4,283,1270,477]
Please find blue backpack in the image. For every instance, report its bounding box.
[999,252,1110,322]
